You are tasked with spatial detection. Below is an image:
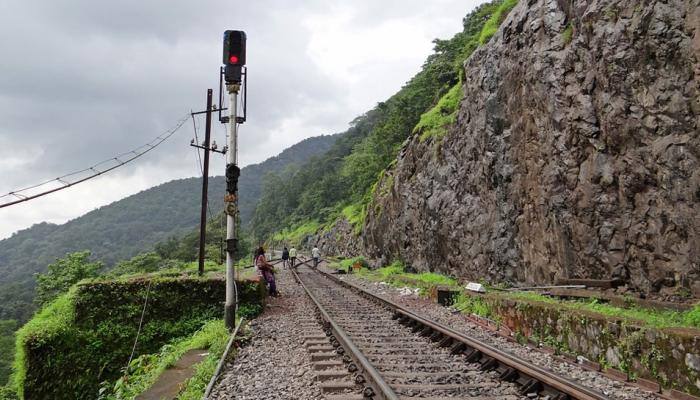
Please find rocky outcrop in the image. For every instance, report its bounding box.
[306,218,362,258]
[364,0,700,294]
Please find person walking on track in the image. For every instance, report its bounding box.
[312,246,320,268]
[281,246,290,269]
[289,246,297,268]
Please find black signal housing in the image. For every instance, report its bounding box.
[223,30,246,66]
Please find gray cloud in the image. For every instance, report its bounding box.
[0,0,482,238]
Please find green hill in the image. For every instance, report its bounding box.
[0,133,336,324]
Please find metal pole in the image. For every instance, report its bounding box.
[224,82,240,331]
[197,89,214,276]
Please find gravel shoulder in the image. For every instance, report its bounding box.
[209,268,325,400]
[324,264,664,400]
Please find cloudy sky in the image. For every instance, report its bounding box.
[0,0,482,239]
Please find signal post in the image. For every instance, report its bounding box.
[222,30,246,331]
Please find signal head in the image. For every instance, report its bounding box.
[223,30,246,66]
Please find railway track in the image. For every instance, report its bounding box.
[292,261,609,400]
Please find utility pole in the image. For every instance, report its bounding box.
[197,90,213,276]
[222,30,246,331]
[190,90,226,276]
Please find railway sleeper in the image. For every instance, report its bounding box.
[499,367,519,382]
[519,378,543,394]
[429,331,443,342]
[464,348,482,362]
[450,341,467,355]
[437,336,452,348]
[419,326,433,337]
[479,356,498,371]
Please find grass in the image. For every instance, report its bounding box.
[353,261,458,293]
[503,291,700,330]
[478,0,519,44]
[452,292,493,317]
[562,23,573,45]
[106,320,231,399]
[341,203,366,235]
[414,82,463,142]
[345,257,700,330]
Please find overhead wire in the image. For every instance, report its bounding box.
[0,114,191,208]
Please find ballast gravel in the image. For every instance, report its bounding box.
[209,268,325,400]
[331,266,664,400]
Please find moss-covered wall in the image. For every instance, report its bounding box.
[478,295,700,395]
[15,276,265,399]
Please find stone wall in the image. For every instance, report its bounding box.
[364,0,700,294]
[477,293,700,395]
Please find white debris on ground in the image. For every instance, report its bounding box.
[376,281,420,296]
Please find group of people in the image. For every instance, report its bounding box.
[281,246,297,268]
[253,245,322,297]
[280,246,321,268]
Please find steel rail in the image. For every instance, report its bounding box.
[203,318,246,399]
[315,267,609,400]
[291,267,400,400]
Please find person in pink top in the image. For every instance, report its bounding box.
[254,247,278,297]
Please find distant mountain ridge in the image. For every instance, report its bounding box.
[0,133,337,322]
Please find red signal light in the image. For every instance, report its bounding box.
[229,55,239,64]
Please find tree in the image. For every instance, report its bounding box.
[0,319,17,387]
[35,251,102,306]
[108,252,168,276]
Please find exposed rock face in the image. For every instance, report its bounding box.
[363,0,700,293]
[307,218,362,258]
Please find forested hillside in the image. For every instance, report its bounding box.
[238,135,338,223]
[251,0,510,241]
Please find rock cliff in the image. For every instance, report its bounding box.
[360,0,700,294]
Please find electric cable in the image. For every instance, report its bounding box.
[0,114,191,208]
[125,279,152,370]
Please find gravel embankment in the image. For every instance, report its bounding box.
[325,265,664,400]
[209,268,326,400]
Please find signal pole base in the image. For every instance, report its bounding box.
[225,304,236,331]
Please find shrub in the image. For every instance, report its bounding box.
[35,251,101,307]
[341,204,366,235]
[478,0,519,44]
[562,23,573,45]
[13,276,265,399]
[414,82,463,142]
